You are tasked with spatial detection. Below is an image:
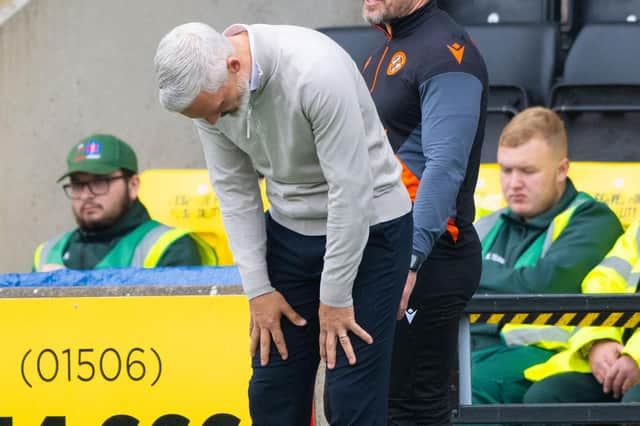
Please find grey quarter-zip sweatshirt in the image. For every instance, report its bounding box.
[195,24,411,307]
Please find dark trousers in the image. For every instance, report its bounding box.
[522,372,640,426]
[249,212,412,426]
[388,226,481,426]
[524,370,640,404]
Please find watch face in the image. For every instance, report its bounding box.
[410,254,420,271]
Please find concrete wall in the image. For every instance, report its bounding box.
[0,0,364,273]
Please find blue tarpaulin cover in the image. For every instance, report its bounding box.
[0,266,241,287]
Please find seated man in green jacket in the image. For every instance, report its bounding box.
[524,219,640,405]
[34,134,217,271]
[471,107,624,406]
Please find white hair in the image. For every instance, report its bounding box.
[154,22,233,112]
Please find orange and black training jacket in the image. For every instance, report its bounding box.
[361,1,488,269]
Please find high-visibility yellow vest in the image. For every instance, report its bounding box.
[34,221,217,271]
[525,220,640,381]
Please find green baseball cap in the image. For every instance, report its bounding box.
[57,134,138,182]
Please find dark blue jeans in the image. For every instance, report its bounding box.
[249,212,412,426]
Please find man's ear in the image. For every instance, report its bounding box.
[128,174,140,200]
[227,56,241,73]
[557,157,569,182]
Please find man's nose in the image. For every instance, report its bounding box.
[77,183,95,199]
[510,171,525,188]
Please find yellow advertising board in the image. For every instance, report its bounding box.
[0,295,251,425]
[138,169,270,266]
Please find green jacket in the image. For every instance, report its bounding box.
[34,199,216,270]
[472,179,623,350]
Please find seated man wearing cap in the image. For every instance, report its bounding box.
[34,134,217,271]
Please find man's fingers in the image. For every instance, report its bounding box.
[396,274,415,320]
[397,296,408,321]
[622,376,635,394]
[603,368,617,394]
[610,369,625,399]
[282,303,307,327]
[250,325,259,357]
[351,322,373,345]
[592,363,606,384]
[319,330,327,362]
[259,328,271,367]
[338,334,356,365]
[271,327,288,361]
[326,332,337,369]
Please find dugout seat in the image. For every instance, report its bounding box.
[439,0,560,24]
[572,0,640,25]
[316,25,385,69]
[550,24,640,161]
[466,23,559,162]
[564,0,640,42]
[138,169,269,266]
[475,162,640,229]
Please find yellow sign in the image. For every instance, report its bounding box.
[0,295,251,425]
[138,169,270,266]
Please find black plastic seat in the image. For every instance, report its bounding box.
[466,23,559,162]
[573,0,640,24]
[439,0,559,24]
[550,24,640,161]
[316,26,385,69]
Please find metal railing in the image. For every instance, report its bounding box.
[453,294,640,424]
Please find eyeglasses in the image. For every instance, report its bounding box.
[62,175,127,199]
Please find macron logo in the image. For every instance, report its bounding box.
[447,42,465,64]
[405,308,418,324]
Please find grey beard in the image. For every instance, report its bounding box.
[362,10,386,25]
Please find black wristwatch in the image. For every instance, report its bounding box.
[409,253,424,272]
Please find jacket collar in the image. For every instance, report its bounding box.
[374,0,438,39]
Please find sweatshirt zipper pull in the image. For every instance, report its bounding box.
[246,105,252,139]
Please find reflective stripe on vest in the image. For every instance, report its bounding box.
[34,243,46,271]
[475,210,503,241]
[34,232,70,271]
[632,271,640,291]
[130,223,174,267]
[34,222,217,269]
[134,226,218,267]
[94,221,160,268]
[599,256,635,292]
[590,223,640,293]
[503,326,573,348]
[184,233,218,266]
